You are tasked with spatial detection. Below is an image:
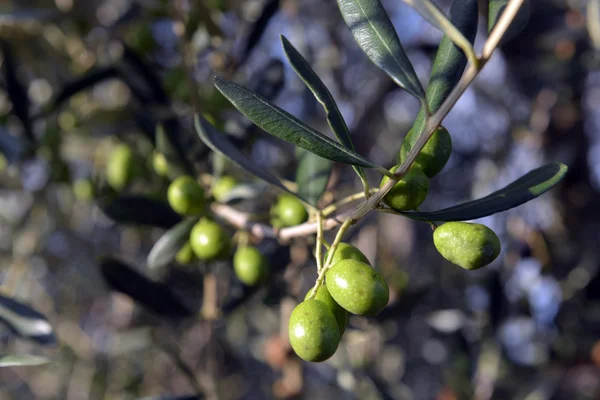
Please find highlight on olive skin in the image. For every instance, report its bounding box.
[167,176,206,216]
[189,218,231,261]
[272,194,309,227]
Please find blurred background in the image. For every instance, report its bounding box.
[0,0,598,399]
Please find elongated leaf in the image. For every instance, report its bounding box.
[1,41,33,144]
[238,0,280,65]
[0,355,53,367]
[396,163,567,221]
[295,148,332,206]
[0,295,56,345]
[119,44,170,105]
[214,77,379,168]
[99,257,194,318]
[281,35,366,184]
[155,121,195,178]
[488,0,530,44]
[337,0,425,100]
[194,114,299,198]
[219,182,270,204]
[147,218,197,270]
[99,196,181,229]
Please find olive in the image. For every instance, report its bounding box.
[305,283,349,335]
[152,152,169,177]
[175,241,196,265]
[399,126,452,178]
[212,175,238,202]
[288,299,340,362]
[189,218,231,260]
[233,246,269,286]
[168,176,206,216]
[106,144,138,190]
[433,222,501,270]
[380,166,429,211]
[325,242,370,266]
[272,194,308,227]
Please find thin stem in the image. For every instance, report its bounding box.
[315,212,324,272]
[322,189,377,216]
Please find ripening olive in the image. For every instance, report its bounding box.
[380,166,429,211]
[288,299,341,362]
[325,242,370,266]
[433,222,501,270]
[272,194,308,227]
[212,175,238,202]
[153,152,169,177]
[175,241,196,265]
[305,283,349,335]
[106,144,138,190]
[399,126,452,178]
[326,260,389,316]
[233,246,268,286]
[190,218,231,260]
[168,176,206,216]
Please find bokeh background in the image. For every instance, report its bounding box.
[0,0,599,399]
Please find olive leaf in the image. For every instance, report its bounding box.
[281,35,366,186]
[0,355,53,367]
[194,114,302,199]
[218,182,270,204]
[214,77,381,169]
[238,0,280,65]
[0,295,56,345]
[119,44,170,106]
[395,163,568,221]
[488,0,530,44]
[295,148,332,206]
[155,122,196,178]
[336,0,425,100]
[147,218,198,270]
[98,196,182,229]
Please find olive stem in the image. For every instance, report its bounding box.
[322,189,378,217]
[315,212,324,272]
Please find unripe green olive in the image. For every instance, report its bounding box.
[305,283,349,335]
[106,144,137,190]
[152,151,169,177]
[326,260,389,316]
[72,178,95,201]
[399,126,452,178]
[380,166,429,211]
[212,175,238,202]
[272,194,308,227]
[168,176,206,216]
[190,218,231,260]
[233,246,268,286]
[288,299,341,362]
[325,242,370,266]
[175,241,196,265]
[433,222,501,270]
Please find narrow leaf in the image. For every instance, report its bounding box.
[295,148,332,206]
[98,196,182,229]
[0,295,56,345]
[0,355,53,367]
[147,218,197,270]
[488,0,530,44]
[396,163,567,221]
[214,77,379,168]
[194,114,300,198]
[281,35,366,183]
[238,0,280,64]
[1,41,33,144]
[155,121,196,178]
[337,0,425,100]
[119,44,170,105]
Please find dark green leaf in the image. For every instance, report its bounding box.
[1,41,33,144]
[147,218,197,270]
[119,44,170,105]
[155,121,195,178]
[214,77,379,168]
[194,114,300,198]
[337,0,425,100]
[0,295,56,345]
[98,196,181,229]
[488,0,530,44]
[281,35,366,183]
[238,0,280,65]
[295,148,332,206]
[0,355,53,367]
[397,163,567,221]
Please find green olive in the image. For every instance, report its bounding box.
[326,260,389,316]
[72,178,95,201]
[167,176,206,216]
[175,241,196,265]
[325,242,370,266]
[380,166,429,211]
[212,175,238,202]
[305,283,349,335]
[152,152,169,177]
[272,194,308,227]
[190,218,231,260]
[399,126,452,178]
[106,144,137,190]
[433,222,501,270]
[288,299,341,362]
[233,246,268,286]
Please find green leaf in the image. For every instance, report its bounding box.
[98,196,182,229]
[396,163,567,222]
[295,148,333,206]
[194,114,300,199]
[0,355,53,368]
[337,0,425,100]
[155,122,195,178]
[0,294,56,345]
[147,218,198,270]
[281,35,366,185]
[488,0,530,44]
[214,77,380,169]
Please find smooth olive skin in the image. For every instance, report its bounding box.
[288,300,341,362]
[176,241,196,265]
[233,246,268,286]
[380,166,429,211]
[399,126,452,178]
[273,194,308,227]
[305,283,349,335]
[106,144,137,190]
[212,175,238,202]
[326,260,389,316]
[153,152,169,177]
[433,222,501,270]
[325,242,370,266]
[168,176,206,216]
[190,218,231,260]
